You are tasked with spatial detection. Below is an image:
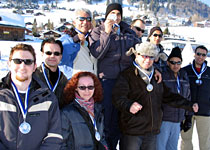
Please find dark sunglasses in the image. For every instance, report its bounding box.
[45,51,61,56]
[12,59,34,65]
[134,26,145,33]
[196,52,206,57]
[169,61,182,65]
[78,85,95,90]
[153,34,163,38]
[141,55,155,60]
[77,17,92,22]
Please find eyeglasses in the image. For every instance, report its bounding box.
[153,34,163,38]
[78,85,95,90]
[169,61,182,65]
[134,26,145,33]
[77,17,92,22]
[12,59,34,65]
[196,52,206,57]
[45,51,61,56]
[141,55,155,60]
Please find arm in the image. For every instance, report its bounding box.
[0,140,7,150]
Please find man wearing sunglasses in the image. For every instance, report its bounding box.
[130,19,145,42]
[181,45,210,150]
[156,47,192,150]
[34,38,68,108]
[59,8,97,80]
[0,44,62,150]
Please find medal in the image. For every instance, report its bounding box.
[195,79,202,85]
[95,131,101,141]
[19,121,31,134]
[146,84,153,92]
[191,63,206,86]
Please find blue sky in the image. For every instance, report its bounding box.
[199,0,210,6]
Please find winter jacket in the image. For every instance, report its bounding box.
[34,64,68,108]
[183,60,210,116]
[0,73,62,150]
[89,21,140,79]
[61,100,107,150]
[112,65,194,136]
[162,67,191,122]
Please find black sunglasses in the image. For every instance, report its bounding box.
[169,61,182,65]
[196,52,206,57]
[12,59,34,65]
[141,55,155,60]
[134,26,145,33]
[45,51,61,56]
[78,85,95,90]
[77,17,92,22]
[153,34,163,38]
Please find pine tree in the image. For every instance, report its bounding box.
[32,18,38,36]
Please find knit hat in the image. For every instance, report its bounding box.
[167,47,182,61]
[105,3,122,19]
[148,26,163,38]
[126,42,159,58]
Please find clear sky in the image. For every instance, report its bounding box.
[199,0,210,6]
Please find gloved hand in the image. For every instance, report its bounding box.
[181,115,192,132]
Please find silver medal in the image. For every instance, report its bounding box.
[95,131,101,141]
[19,121,31,134]
[195,79,202,85]
[146,84,153,92]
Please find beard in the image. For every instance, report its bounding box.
[15,75,28,82]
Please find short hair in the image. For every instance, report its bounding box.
[40,38,63,54]
[130,19,145,27]
[195,45,208,53]
[63,71,103,104]
[74,8,92,20]
[9,43,36,63]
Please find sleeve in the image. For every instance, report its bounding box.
[112,74,134,113]
[0,141,7,150]
[40,97,63,150]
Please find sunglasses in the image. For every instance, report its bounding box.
[141,55,155,60]
[78,85,95,90]
[12,59,34,65]
[169,61,182,65]
[45,51,61,56]
[77,17,92,22]
[134,26,145,33]
[196,52,206,57]
[153,34,163,38]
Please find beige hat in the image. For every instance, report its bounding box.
[126,42,159,58]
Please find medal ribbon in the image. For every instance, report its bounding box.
[42,63,61,92]
[191,62,207,80]
[176,76,180,94]
[133,61,154,83]
[11,81,30,121]
[75,28,89,38]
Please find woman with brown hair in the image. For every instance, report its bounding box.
[61,71,108,150]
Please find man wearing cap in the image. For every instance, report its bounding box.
[34,38,68,109]
[89,3,139,149]
[156,47,191,150]
[0,44,62,150]
[59,8,97,79]
[181,45,210,150]
[130,19,146,42]
[112,42,198,150]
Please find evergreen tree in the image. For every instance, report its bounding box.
[32,18,38,36]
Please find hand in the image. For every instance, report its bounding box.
[192,103,199,112]
[181,115,192,132]
[104,19,115,34]
[77,33,86,45]
[130,102,142,114]
[154,69,162,83]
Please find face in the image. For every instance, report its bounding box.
[135,53,154,70]
[9,50,36,82]
[149,30,163,45]
[73,11,92,34]
[42,43,62,69]
[76,76,95,101]
[131,20,145,38]
[194,48,207,67]
[107,10,121,24]
[167,57,182,74]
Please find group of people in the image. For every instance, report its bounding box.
[0,2,210,150]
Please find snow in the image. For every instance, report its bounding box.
[0,11,25,27]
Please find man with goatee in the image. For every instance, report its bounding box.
[0,44,62,150]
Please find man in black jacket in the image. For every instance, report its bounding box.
[181,45,210,150]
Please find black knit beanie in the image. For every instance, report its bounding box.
[105,3,122,19]
[167,47,182,61]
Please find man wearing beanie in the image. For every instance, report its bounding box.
[112,42,198,150]
[89,3,139,150]
[156,47,192,150]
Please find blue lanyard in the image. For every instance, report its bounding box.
[191,62,207,79]
[41,63,61,92]
[75,28,89,38]
[176,75,180,94]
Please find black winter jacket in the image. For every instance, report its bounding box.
[112,65,194,136]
